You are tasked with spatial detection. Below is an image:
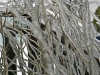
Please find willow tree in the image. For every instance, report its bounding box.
[0,0,100,75]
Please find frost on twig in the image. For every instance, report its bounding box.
[0,0,100,75]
